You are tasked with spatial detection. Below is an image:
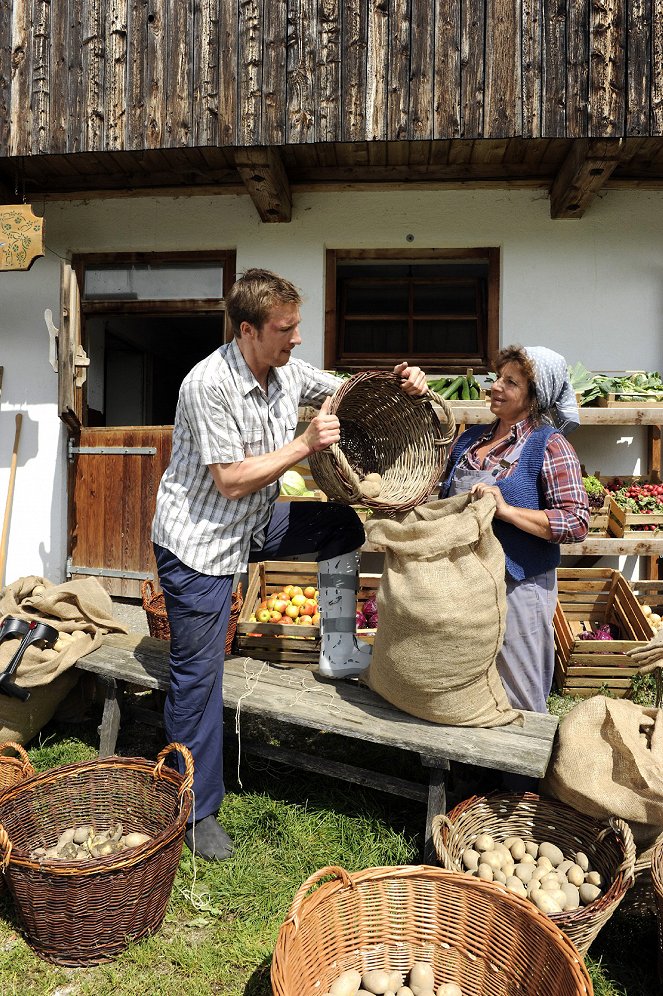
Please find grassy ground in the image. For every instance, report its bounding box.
[0,700,658,996]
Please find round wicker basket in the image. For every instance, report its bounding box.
[432,792,636,958]
[271,864,593,996]
[0,742,193,966]
[0,741,35,792]
[141,579,243,653]
[308,371,456,513]
[652,835,663,983]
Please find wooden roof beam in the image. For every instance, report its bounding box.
[549,139,623,219]
[234,147,292,223]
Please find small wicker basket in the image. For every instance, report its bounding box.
[308,371,456,513]
[0,742,193,966]
[652,836,663,983]
[432,792,635,958]
[271,864,593,996]
[0,741,35,792]
[141,579,243,653]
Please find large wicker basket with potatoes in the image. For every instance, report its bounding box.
[652,835,663,982]
[0,742,193,966]
[308,371,456,513]
[432,792,635,958]
[271,864,593,996]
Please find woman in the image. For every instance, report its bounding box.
[440,345,589,714]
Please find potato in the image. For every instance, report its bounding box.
[493,869,507,884]
[476,863,494,882]
[532,890,563,915]
[387,972,404,992]
[396,989,414,996]
[329,969,362,996]
[514,863,535,884]
[579,883,602,905]
[536,855,553,872]
[575,851,590,872]
[408,964,434,992]
[437,986,463,996]
[362,971,392,994]
[480,850,503,871]
[561,882,581,911]
[566,864,585,888]
[524,840,539,858]
[121,832,151,849]
[519,852,536,865]
[538,841,564,867]
[359,480,381,499]
[474,833,494,853]
[505,876,527,896]
[56,827,77,850]
[586,870,603,887]
[508,838,526,862]
[461,847,480,871]
[73,825,92,844]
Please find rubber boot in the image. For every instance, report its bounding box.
[317,551,373,679]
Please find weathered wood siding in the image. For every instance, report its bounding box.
[1,0,663,158]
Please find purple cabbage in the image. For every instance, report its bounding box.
[356,610,368,629]
[363,596,377,618]
[578,624,614,641]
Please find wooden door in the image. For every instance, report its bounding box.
[68,426,172,597]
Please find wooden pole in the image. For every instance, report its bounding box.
[0,413,23,587]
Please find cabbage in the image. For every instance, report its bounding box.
[280,470,316,497]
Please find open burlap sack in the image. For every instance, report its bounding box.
[364,493,521,727]
[543,696,663,849]
[0,575,127,744]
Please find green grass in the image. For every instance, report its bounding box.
[0,711,658,996]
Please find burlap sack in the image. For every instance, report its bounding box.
[364,494,521,727]
[543,696,663,848]
[0,575,127,744]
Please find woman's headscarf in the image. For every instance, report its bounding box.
[524,346,580,435]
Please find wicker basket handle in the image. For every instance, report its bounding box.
[603,816,637,887]
[284,865,354,929]
[0,741,35,778]
[328,444,363,502]
[0,823,12,871]
[430,812,456,869]
[141,578,157,608]
[426,391,457,447]
[154,742,195,801]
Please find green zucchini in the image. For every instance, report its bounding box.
[439,376,465,400]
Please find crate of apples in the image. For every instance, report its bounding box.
[249,584,320,628]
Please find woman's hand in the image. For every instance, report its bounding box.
[393,360,428,397]
[470,482,509,517]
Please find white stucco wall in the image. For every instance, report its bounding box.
[1,186,662,585]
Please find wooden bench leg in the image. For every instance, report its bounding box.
[420,755,450,865]
[97,676,122,757]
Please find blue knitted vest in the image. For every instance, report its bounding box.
[441,423,561,581]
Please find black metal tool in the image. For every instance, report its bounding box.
[0,617,59,701]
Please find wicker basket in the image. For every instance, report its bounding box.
[432,792,635,958]
[308,371,456,513]
[141,579,243,653]
[653,836,663,983]
[0,741,35,792]
[0,742,193,966]
[271,864,593,996]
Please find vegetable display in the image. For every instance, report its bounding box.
[280,469,317,498]
[427,373,483,402]
[582,475,607,510]
[577,623,616,641]
[605,479,663,531]
[567,364,663,406]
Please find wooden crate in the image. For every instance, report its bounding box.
[597,393,663,408]
[593,475,663,535]
[588,495,625,537]
[629,579,663,637]
[235,561,379,668]
[553,568,653,698]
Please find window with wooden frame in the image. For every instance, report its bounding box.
[67,250,236,427]
[324,249,499,374]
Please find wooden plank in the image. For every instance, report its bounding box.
[193,0,220,147]
[365,0,388,141]
[145,0,166,148]
[566,0,589,137]
[0,0,10,156]
[654,0,663,134]
[484,0,521,138]
[460,0,485,136]
[341,0,367,141]
[105,0,128,151]
[588,0,625,137]
[218,0,237,142]
[286,0,316,144]
[434,0,461,138]
[262,0,286,144]
[9,0,31,156]
[237,0,262,145]
[166,0,193,146]
[387,0,410,141]
[408,0,434,139]
[626,0,651,137]
[234,146,292,221]
[31,0,51,154]
[521,0,542,137]
[316,0,341,142]
[126,0,147,148]
[49,0,69,154]
[82,0,105,151]
[549,137,623,218]
[541,0,566,137]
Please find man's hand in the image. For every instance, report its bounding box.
[301,396,341,453]
[394,360,428,397]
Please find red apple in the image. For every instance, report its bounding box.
[256,608,271,623]
[303,586,317,599]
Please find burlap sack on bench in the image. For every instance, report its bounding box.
[543,696,663,848]
[364,493,521,727]
[0,575,128,745]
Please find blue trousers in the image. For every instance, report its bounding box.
[154,500,364,822]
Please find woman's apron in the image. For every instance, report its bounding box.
[447,448,557,714]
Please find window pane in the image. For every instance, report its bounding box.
[343,320,408,354]
[84,263,223,300]
[414,281,477,315]
[345,281,409,314]
[414,319,478,353]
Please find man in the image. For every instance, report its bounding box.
[152,268,427,861]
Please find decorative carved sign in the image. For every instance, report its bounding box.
[0,204,44,271]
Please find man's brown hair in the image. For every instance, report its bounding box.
[226,268,302,337]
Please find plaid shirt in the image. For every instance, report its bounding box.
[151,339,342,575]
[456,417,589,543]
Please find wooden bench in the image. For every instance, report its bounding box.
[75,632,559,862]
